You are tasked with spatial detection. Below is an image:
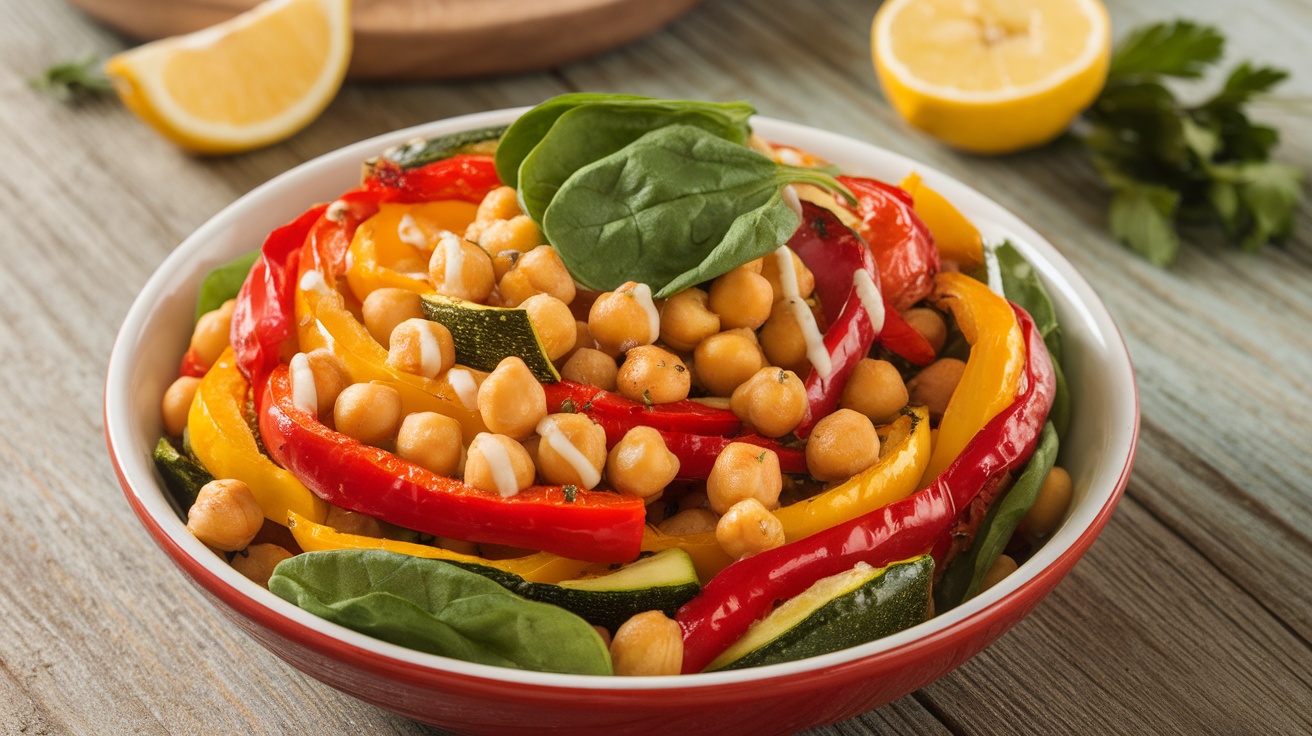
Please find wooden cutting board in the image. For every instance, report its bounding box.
[67,0,706,79]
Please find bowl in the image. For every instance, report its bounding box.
[105,108,1139,735]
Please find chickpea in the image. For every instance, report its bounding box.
[186,479,264,552]
[498,245,576,306]
[465,433,536,497]
[161,375,200,437]
[980,554,1018,592]
[907,357,966,421]
[706,442,782,514]
[560,348,619,391]
[477,356,547,439]
[1018,466,1073,538]
[593,625,613,649]
[839,358,908,423]
[758,300,812,375]
[362,288,424,347]
[292,348,351,417]
[729,367,807,438]
[477,215,542,257]
[396,411,463,477]
[334,382,403,446]
[658,508,718,535]
[805,409,881,482]
[607,426,680,499]
[708,268,772,330]
[325,504,386,538]
[692,329,764,397]
[190,298,236,368]
[733,257,764,274]
[589,281,660,354]
[658,288,720,352]
[230,544,293,587]
[676,490,710,514]
[903,307,948,356]
[535,413,607,489]
[475,186,522,223]
[490,249,522,281]
[521,293,577,361]
[716,498,785,559]
[610,611,683,676]
[428,235,495,303]
[616,345,690,405]
[760,247,815,301]
[387,318,456,380]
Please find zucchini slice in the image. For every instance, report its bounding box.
[708,554,934,671]
[365,125,507,176]
[420,293,560,382]
[452,548,701,632]
[153,436,213,514]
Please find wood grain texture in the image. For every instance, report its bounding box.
[1,0,1309,734]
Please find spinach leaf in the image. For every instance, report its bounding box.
[495,91,755,187]
[195,250,258,322]
[541,124,849,297]
[934,422,1059,612]
[517,101,756,223]
[268,550,612,675]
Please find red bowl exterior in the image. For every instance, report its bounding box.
[108,395,1135,735]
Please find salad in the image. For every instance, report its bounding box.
[154,94,1072,677]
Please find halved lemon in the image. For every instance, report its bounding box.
[873,0,1110,155]
[106,0,352,154]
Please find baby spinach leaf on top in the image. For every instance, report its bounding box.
[517,101,756,223]
[268,550,612,675]
[540,124,848,297]
[195,250,258,322]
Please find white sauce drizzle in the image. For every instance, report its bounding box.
[629,283,660,344]
[983,242,1006,299]
[448,368,479,411]
[536,416,601,490]
[773,246,832,378]
[298,269,329,294]
[397,213,428,248]
[777,147,805,167]
[475,433,521,498]
[288,352,318,416]
[417,323,442,378]
[326,200,350,224]
[440,233,466,295]
[852,269,887,333]
[782,184,803,220]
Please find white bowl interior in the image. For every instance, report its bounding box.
[106,109,1138,689]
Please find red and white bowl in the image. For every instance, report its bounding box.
[105,108,1138,735]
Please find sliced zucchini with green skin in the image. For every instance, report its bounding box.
[449,548,701,632]
[420,293,560,382]
[708,555,935,671]
[365,125,508,175]
[153,436,213,514]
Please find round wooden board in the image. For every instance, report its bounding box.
[67,0,706,79]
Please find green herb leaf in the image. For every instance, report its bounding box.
[1236,161,1304,250]
[542,124,847,296]
[30,55,113,101]
[269,550,612,675]
[988,243,1062,362]
[195,250,259,322]
[1108,182,1181,266]
[515,100,756,223]
[935,423,1059,611]
[1107,21,1224,80]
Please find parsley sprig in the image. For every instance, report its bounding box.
[30,54,113,102]
[1080,21,1304,265]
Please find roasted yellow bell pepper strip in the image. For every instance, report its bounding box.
[187,348,327,525]
[286,512,608,584]
[344,201,479,302]
[900,172,984,271]
[919,272,1025,485]
[296,259,488,443]
[643,406,931,583]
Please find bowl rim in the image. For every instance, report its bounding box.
[105,107,1139,692]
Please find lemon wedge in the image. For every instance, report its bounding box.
[873,0,1110,154]
[105,0,352,154]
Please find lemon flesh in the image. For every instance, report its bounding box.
[873,0,1110,154]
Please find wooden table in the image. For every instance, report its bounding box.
[3,0,1309,733]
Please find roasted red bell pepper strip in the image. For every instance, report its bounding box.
[363,154,503,204]
[259,365,646,563]
[788,203,883,437]
[837,175,939,311]
[879,306,937,366]
[676,303,1054,673]
[543,380,742,436]
[178,346,209,378]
